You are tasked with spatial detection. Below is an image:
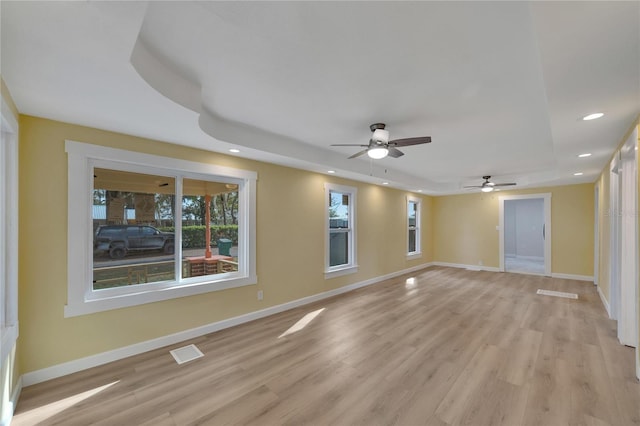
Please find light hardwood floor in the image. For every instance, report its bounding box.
[13,266,640,425]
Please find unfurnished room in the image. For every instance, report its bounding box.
[1,1,639,425]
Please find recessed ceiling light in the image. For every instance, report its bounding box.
[578,153,592,158]
[417,190,423,193]
[582,113,604,121]
[574,172,584,176]
[229,148,240,153]
[327,170,336,174]
[382,182,389,185]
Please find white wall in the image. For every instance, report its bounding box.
[505,198,544,259]
[505,201,517,256]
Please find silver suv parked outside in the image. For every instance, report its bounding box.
[94,225,175,259]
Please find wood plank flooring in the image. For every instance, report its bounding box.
[13,266,640,425]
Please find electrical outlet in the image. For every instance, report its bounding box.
[478,260,483,266]
[257,290,263,301]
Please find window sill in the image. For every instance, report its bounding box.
[65,275,257,317]
[406,252,422,260]
[324,265,358,280]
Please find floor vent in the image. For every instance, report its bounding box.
[536,289,578,300]
[170,344,204,365]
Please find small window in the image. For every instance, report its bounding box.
[407,196,421,258]
[325,183,358,278]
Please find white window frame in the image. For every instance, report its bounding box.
[324,183,358,279]
[407,196,422,259]
[1,94,19,361]
[65,141,257,317]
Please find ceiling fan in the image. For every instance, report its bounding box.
[331,123,431,159]
[464,176,516,192]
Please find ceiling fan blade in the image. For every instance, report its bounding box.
[387,147,404,158]
[331,144,369,147]
[493,183,517,187]
[390,136,432,147]
[348,149,369,159]
[463,185,483,189]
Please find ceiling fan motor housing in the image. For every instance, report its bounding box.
[370,124,389,144]
[371,129,390,144]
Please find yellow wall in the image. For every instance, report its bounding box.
[0,75,20,422]
[433,184,595,276]
[18,115,433,373]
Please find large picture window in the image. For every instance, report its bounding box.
[325,183,357,278]
[66,141,257,317]
[407,196,421,258]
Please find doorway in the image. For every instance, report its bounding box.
[499,194,551,276]
[504,198,545,274]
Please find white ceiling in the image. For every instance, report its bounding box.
[2,1,638,194]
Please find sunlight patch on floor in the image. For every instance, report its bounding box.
[278,308,325,338]
[14,381,119,425]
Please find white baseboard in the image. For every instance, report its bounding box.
[597,285,611,318]
[431,263,595,283]
[431,261,500,273]
[550,273,594,282]
[22,262,433,387]
[1,376,22,426]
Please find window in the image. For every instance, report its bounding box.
[407,196,421,258]
[66,141,257,317]
[1,95,19,361]
[325,183,357,278]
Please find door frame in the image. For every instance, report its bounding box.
[499,193,551,276]
[618,128,638,348]
[610,153,621,322]
[594,185,599,286]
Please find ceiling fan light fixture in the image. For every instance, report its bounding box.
[367,146,389,159]
[481,186,494,193]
